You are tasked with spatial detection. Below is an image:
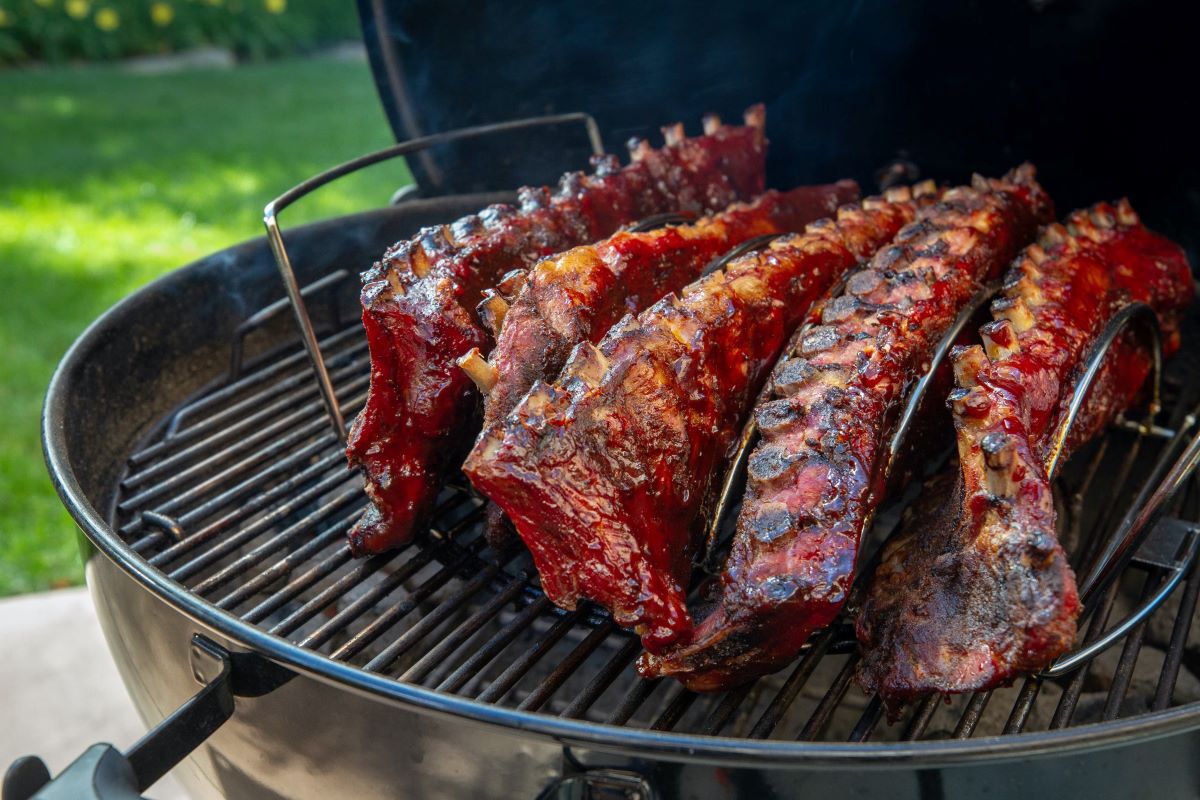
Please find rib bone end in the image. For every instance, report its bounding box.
[952,344,988,387]
[627,138,652,162]
[409,243,431,279]
[980,431,1019,497]
[570,342,610,388]
[702,113,722,135]
[495,268,529,299]
[980,319,1020,362]
[385,269,406,298]
[477,290,510,336]
[662,122,685,147]
[743,103,766,130]
[992,296,1036,333]
[913,179,938,198]
[1115,198,1139,226]
[457,347,497,393]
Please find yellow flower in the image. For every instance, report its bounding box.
[95,6,117,29]
[264,0,285,13]
[150,1,173,25]
[0,8,10,26]
[65,0,88,18]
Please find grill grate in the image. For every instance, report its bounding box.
[107,267,1200,745]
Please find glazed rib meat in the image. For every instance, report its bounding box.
[464,185,928,650]
[345,109,768,555]
[461,180,860,542]
[856,200,1193,703]
[641,166,1054,691]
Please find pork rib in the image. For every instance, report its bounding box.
[346,109,768,555]
[464,181,860,543]
[463,185,929,650]
[641,166,1054,691]
[855,200,1193,704]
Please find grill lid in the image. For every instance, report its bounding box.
[356,0,1200,261]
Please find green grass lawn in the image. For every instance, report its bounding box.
[0,55,411,595]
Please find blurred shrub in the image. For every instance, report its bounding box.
[0,0,361,64]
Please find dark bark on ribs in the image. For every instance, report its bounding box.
[468,181,861,545]
[463,185,929,650]
[641,166,1054,691]
[345,109,768,555]
[856,200,1193,705]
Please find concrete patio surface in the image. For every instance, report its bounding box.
[0,588,188,799]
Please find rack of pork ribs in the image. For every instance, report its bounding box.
[347,105,857,556]
[349,114,1196,697]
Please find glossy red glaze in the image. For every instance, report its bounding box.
[643,166,1054,691]
[465,192,921,649]
[346,114,767,555]
[477,181,860,544]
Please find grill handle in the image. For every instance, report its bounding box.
[2,635,287,800]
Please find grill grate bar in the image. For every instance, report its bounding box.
[297,508,483,651]
[193,499,362,596]
[902,694,940,741]
[214,526,347,610]
[436,596,554,695]
[1048,581,1123,729]
[560,637,641,720]
[848,696,885,742]
[269,550,396,637]
[242,544,354,624]
[131,442,342,550]
[174,478,361,585]
[475,610,582,704]
[299,547,432,649]
[1001,677,1042,734]
[400,573,532,685]
[797,653,859,740]
[952,692,992,739]
[329,540,487,662]
[605,677,661,727]
[651,688,699,732]
[748,628,833,739]
[129,326,363,465]
[122,359,367,491]
[699,683,756,736]
[121,386,364,515]
[1155,554,1200,710]
[1102,573,1162,720]
[363,554,508,674]
[516,622,618,713]
[152,340,369,460]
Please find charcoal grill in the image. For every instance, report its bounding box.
[9,2,1200,799]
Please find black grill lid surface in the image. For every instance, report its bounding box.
[358,0,1200,259]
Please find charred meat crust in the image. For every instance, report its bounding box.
[642,165,1055,691]
[464,185,926,652]
[471,180,860,544]
[856,199,1193,707]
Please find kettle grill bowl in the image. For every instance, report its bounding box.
[43,197,1200,799]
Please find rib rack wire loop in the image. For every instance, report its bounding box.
[261,112,605,443]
